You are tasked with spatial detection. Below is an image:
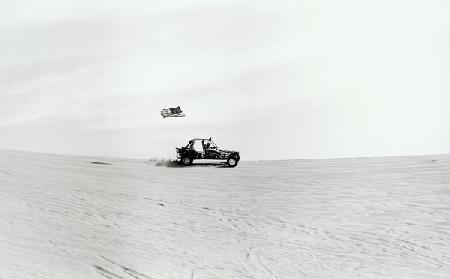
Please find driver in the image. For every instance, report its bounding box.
[204,140,220,158]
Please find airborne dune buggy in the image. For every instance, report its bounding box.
[176,138,240,167]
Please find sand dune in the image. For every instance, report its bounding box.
[0,149,449,278]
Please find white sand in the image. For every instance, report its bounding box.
[0,149,449,278]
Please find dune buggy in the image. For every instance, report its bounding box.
[176,138,240,167]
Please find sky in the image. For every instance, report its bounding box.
[0,0,449,160]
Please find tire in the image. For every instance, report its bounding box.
[227,156,238,168]
[181,156,192,166]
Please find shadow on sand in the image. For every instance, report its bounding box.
[90,161,112,165]
[156,160,228,168]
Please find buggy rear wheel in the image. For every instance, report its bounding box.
[181,156,192,166]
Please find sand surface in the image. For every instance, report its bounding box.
[0,150,449,278]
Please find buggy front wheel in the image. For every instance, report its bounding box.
[227,156,238,168]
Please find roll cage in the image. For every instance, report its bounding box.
[186,138,218,151]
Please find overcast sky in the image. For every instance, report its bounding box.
[0,0,449,160]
